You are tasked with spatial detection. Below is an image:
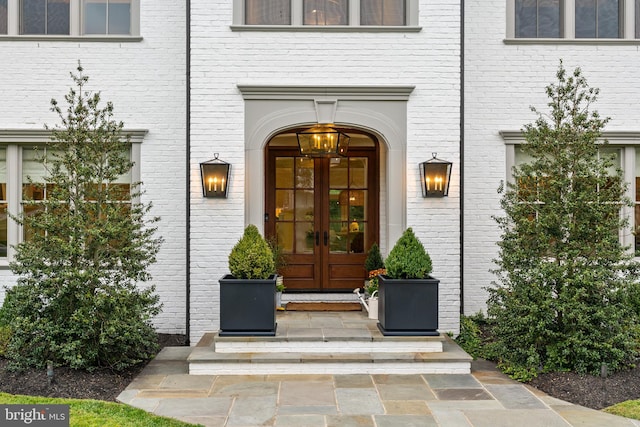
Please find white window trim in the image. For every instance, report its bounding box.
[506,0,638,42]
[3,0,141,40]
[0,128,146,266]
[501,130,640,253]
[232,0,421,31]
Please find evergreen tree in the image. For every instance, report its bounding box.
[1,63,163,371]
[488,61,640,379]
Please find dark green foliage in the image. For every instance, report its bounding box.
[385,228,432,279]
[229,225,275,280]
[1,63,162,371]
[364,243,385,273]
[455,314,484,359]
[489,61,640,380]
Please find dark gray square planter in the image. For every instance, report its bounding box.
[377,274,439,336]
[219,274,278,336]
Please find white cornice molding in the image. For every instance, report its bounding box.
[0,129,148,144]
[237,85,415,101]
[501,130,640,144]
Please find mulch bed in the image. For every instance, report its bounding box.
[530,367,640,410]
[1,333,639,410]
[0,334,187,402]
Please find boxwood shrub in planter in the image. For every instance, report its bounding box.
[219,224,278,336]
[377,227,439,336]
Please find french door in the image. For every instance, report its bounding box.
[265,147,378,291]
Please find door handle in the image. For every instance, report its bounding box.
[324,231,328,246]
[315,231,320,246]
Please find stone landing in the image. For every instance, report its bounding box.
[187,311,472,376]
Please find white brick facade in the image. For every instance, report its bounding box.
[0,1,187,334]
[464,2,640,316]
[190,1,461,343]
[1,1,468,346]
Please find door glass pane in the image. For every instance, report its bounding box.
[295,190,314,221]
[349,228,365,253]
[329,222,347,252]
[276,157,294,188]
[303,0,347,25]
[329,189,341,221]
[361,0,405,26]
[0,0,7,34]
[246,0,291,25]
[276,222,294,253]
[275,189,293,221]
[349,157,367,187]
[295,157,314,189]
[296,222,314,254]
[329,157,348,188]
[349,190,367,221]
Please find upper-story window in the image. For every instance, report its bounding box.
[238,0,417,27]
[1,0,139,37]
[245,0,291,25]
[21,0,69,35]
[509,0,637,39]
[361,0,406,26]
[83,0,131,35]
[303,0,347,25]
[575,0,621,38]
[515,0,561,38]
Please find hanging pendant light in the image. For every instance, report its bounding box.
[296,125,350,157]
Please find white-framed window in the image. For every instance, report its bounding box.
[82,0,132,35]
[1,0,139,37]
[504,132,640,255]
[508,0,637,39]
[234,0,418,28]
[0,129,144,264]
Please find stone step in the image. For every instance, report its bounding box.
[208,332,444,354]
[187,335,472,376]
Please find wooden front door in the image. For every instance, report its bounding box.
[265,146,378,291]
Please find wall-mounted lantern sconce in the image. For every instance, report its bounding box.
[296,125,350,157]
[420,153,452,197]
[200,154,230,198]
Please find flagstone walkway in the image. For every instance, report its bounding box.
[118,349,640,427]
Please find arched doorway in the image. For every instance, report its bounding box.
[265,129,379,291]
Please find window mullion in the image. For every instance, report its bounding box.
[70,0,80,35]
[565,0,576,38]
[292,0,302,25]
[349,0,359,26]
[624,0,634,38]
[7,0,17,35]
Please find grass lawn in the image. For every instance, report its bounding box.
[604,400,640,421]
[0,393,202,427]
